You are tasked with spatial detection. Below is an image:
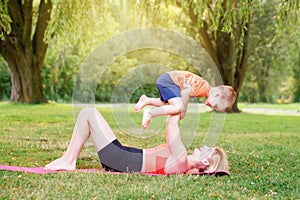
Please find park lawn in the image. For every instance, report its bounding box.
[0,103,299,199]
[239,102,300,111]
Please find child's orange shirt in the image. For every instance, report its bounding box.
[168,71,211,97]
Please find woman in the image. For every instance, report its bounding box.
[45,107,229,174]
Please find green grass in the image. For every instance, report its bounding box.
[0,103,299,199]
[239,102,300,112]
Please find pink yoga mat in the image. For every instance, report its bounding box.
[0,165,153,175]
[0,165,103,174]
[0,165,230,176]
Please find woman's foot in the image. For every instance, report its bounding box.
[44,157,76,171]
[142,109,152,129]
[134,95,148,113]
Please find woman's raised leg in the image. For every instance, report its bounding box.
[45,107,116,170]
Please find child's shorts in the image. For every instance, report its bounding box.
[156,72,181,102]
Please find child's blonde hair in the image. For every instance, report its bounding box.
[217,85,237,111]
[205,147,229,172]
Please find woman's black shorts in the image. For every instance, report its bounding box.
[98,139,143,172]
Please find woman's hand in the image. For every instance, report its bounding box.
[186,168,199,174]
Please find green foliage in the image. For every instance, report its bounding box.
[239,0,299,103]
[176,0,254,40]
[0,0,11,40]
[0,0,299,103]
[130,83,159,103]
[0,56,10,100]
[276,0,300,35]
[42,45,81,102]
[46,0,117,56]
[0,103,299,199]
[292,50,300,102]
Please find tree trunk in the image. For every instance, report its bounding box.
[0,0,52,103]
[185,1,251,112]
[257,64,269,103]
[258,82,267,102]
[3,46,46,103]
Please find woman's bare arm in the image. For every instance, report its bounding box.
[164,115,189,174]
[180,87,191,119]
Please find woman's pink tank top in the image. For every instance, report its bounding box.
[144,144,170,174]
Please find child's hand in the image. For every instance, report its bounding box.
[183,76,194,89]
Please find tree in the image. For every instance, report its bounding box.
[0,0,105,103]
[0,0,299,104]
[137,0,299,111]
[241,0,300,103]
[246,0,285,103]
[170,0,252,112]
[135,0,253,112]
[0,0,52,103]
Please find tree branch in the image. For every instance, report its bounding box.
[6,1,23,41]
[234,19,251,92]
[32,0,52,66]
[21,0,33,43]
[199,21,221,68]
[187,3,221,68]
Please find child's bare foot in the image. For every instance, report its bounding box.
[142,109,152,129]
[134,95,148,113]
[44,157,76,171]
